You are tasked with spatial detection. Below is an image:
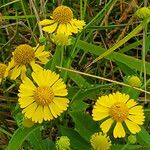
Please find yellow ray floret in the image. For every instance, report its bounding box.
[18,69,69,123]
[92,92,145,138]
[39,5,85,35]
[5,44,50,80]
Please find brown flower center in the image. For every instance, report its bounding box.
[53,6,73,24]
[0,64,7,78]
[14,44,35,65]
[34,87,54,105]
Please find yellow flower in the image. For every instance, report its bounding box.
[51,33,71,46]
[56,136,70,150]
[0,63,7,83]
[92,92,145,138]
[39,5,85,35]
[18,69,69,123]
[90,132,111,150]
[5,44,50,80]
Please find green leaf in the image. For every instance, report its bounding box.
[33,139,55,150]
[8,125,41,150]
[61,126,91,150]
[137,126,150,147]
[68,72,90,88]
[111,144,143,150]
[48,45,62,71]
[115,61,136,76]
[28,128,44,150]
[69,111,99,141]
[76,40,150,75]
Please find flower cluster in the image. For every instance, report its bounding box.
[1,4,147,150]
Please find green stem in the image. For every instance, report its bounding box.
[80,0,83,19]
[60,46,64,67]
[51,45,61,71]
[143,21,147,103]
[83,0,88,19]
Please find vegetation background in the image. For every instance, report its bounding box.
[0,0,150,149]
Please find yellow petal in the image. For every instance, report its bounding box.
[100,118,114,133]
[34,45,45,56]
[32,105,44,123]
[129,106,143,115]
[126,99,137,108]
[57,24,67,34]
[42,23,57,33]
[20,65,27,81]
[113,122,125,138]
[53,97,69,111]
[10,65,21,79]
[97,96,113,108]
[19,97,35,108]
[32,69,59,87]
[37,55,49,63]
[30,61,43,72]
[39,19,54,26]
[52,78,67,96]
[23,102,38,119]
[127,115,144,125]
[125,119,141,134]
[43,105,53,121]
[49,102,61,118]
[92,109,109,121]
[5,59,15,76]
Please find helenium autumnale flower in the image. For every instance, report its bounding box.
[39,5,85,35]
[18,69,69,123]
[92,92,145,138]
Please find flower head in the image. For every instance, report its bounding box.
[56,136,70,150]
[39,5,85,35]
[90,132,111,150]
[127,75,142,87]
[136,7,150,19]
[51,33,71,46]
[0,63,7,83]
[92,92,145,138]
[18,69,69,123]
[5,44,50,80]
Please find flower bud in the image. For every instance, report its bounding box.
[56,136,70,150]
[127,75,142,87]
[136,7,150,19]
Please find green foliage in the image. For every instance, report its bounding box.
[8,126,41,150]
[69,111,99,141]
[1,0,150,149]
